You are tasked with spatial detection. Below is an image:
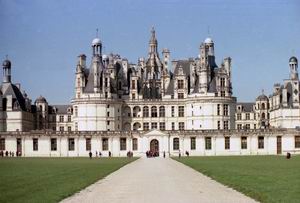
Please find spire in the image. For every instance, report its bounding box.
[149,26,158,54]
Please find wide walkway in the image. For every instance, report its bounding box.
[61,157,257,203]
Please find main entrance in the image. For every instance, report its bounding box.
[150,139,159,157]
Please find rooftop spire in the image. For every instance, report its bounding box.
[96,28,99,38]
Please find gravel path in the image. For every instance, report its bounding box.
[61,157,257,203]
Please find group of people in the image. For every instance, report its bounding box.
[127,151,133,158]
[146,150,161,158]
[0,150,22,157]
[88,151,112,159]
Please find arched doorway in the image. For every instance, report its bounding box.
[150,139,159,157]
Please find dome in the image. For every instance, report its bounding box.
[256,94,268,101]
[2,59,11,68]
[92,38,101,46]
[102,54,108,60]
[204,37,214,44]
[35,95,47,103]
[289,56,298,63]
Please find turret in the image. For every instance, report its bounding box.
[289,56,298,80]
[2,59,11,83]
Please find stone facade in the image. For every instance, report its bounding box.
[0,28,300,156]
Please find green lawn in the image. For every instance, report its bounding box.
[0,157,137,203]
[173,156,300,203]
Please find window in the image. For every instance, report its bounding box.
[246,113,250,120]
[237,113,241,120]
[107,112,110,117]
[178,80,184,89]
[59,115,64,122]
[178,106,184,117]
[151,122,157,129]
[143,106,149,117]
[241,137,247,149]
[102,138,108,151]
[217,121,221,130]
[224,121,229,130]
[225,137,230,150]
[33,138,38,151]
[105,78,108,88]
[262,103,265,110]
[74,106,78,116]
[107,121,110,125]
[171,122,175,130]
[217,104,220,115]
[75,122,78,131]
[151,106,157,117]
[254,124,256,129]
[0,138,5,150]
[159,122,165,131]
[173,138,179,150]
[51,138,57,151]
[254,113,256,120]
[295,136,300,148]
[132,93,135,99]
[68,138,75,151]
[59,126,64,132]
[205,137,212,150]
[120,138,126,151]
[171,106,175,117]
[220,78,225,87]
[67,126,72,132]
[223,104,228,116]
[143,122,149,131]
[261,113,265,119]
[67,115,71,122]
[191,137,196,150]
[132,80,136,89]
[86,138,91,151]
[178,93,184,99]
[221,91,225,97]
[132,138,138,151]
[258,136,264,149]
[159,106,165,117]
[179,122,185,130]
[245,124,250,129]
[237,124,242,130]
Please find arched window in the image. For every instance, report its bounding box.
[123,122,131,131]
[173,138,179,150]
[143,106,149,117]
[261,112,265,120]
[123,106,131,117]
[262,103,265,110]
[151,106,157,117]
[159,106,165,117]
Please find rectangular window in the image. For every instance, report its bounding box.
[258,136,264,149]
[171,122,175,130]
[295,136,300,148]
[59,115,64,122]
[132,93,135,99]
[225,137,230,150]
[143,122,149,131]
[217,104,220,115]
[74,106,78,117]
[223,104,228,116]
[86,138,91,151]
[51,138,57,151]
[205,137,212,150]
[221,91,225,97]
[32,138,38,151]
[224,121,229,130]
[159,122,165,131]
[220,78,225,87]
[151,122,157,129]
[67,115,71,122]
[190,137,196,150]
[178,93,184,99]
[107,112,110,117]
[68,138,75,151]
[132,138,138,151]
[132,80,136,89]
[178,80,184,89]
[217,121,221,130]
[245,124,250,129]
[0,138,5,151]
[237,124,242,130]
[254,124,257,129]
[59,126,64,132]
[179,122,185,130]
[68,126,72,132]
[237,113,241,120]
[171,106,175,117]
[102,138,108,151]
[246,113,250,120]
[173,138,179,150]
[120,138,126,151]
[241,137,247,149]
[178,106,184,117]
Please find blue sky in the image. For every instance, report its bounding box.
[0,0,299,104]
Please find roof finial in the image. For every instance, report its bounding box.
[207,25,210,36]
[5,54,8,60]
[96,28,99,38]
[292,49,295,56]
[262,89,265,95]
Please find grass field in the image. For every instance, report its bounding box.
[173,155,300,203]
[0,157,137,203]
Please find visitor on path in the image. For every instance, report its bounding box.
[163,151,166,158]
[109,151,112,157]
[96,151,98,157]
[185,151,189,157]
[89,151,92,159]
[99,152,102,157]
[179,152,181,158]
[5,151,8,157]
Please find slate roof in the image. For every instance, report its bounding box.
[1,83,26,111]
[50,105,72,114]
[236,102,255,112]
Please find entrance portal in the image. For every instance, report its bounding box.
[150,139,159,157]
